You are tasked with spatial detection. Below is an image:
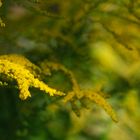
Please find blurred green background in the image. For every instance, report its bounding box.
[0,0,140,140]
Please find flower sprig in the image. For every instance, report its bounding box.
[0,54,118,122]
[41,61,118,122]
[0,55,64,100]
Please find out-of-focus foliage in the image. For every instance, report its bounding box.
[0,0,5,27]
[0,0,140,140]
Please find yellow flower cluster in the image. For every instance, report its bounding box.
[85,90,118,122]
[41,61,118,122]
[0,54,118,122]
[0,55,64,100]
[62,88,118,122]
[0,54,41,77]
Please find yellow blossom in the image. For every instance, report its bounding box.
[0,56,64,100]
[84,90,118,122]
[0,54,118,121]
[0,54,41,77]
[41,61,118,122]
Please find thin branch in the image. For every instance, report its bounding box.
[100,23,133,50]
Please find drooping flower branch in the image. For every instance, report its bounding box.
[41,61,118,122]
[0,54,64,100]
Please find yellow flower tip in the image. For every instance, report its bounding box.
[19,89,31,100]
[84,90,118,122]
[19,94,28,100]
[19,92,31,100]
[48,91,65,96]
[105,106,118,123]
[18,84,31,100]
[111,113,118,123]
[56,91,65,96]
